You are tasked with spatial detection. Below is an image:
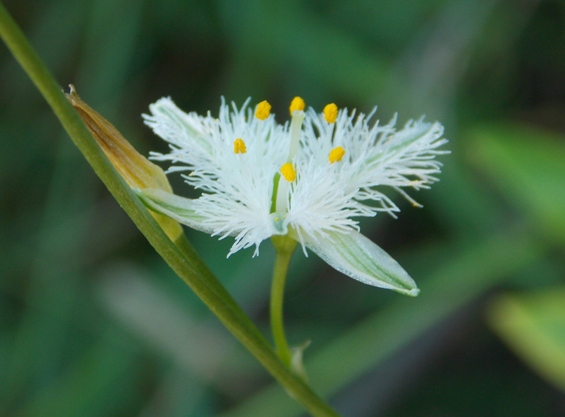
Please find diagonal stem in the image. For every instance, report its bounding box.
[0,3,340,416]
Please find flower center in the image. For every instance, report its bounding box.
[274,97,306,215]
[261,98,345,235]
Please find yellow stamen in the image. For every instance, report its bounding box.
[323,103,338,123]
[328,146,345,164]
[234,138,247,154]
[255,100,271,120]
[289,96,305,115]
[280,163,296,182]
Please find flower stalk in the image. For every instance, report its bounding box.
[270,235,298,367]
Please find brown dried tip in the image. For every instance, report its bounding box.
[66,85,182,240]
[66,85,171,192]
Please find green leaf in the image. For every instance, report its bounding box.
[302,230,419,296]
[487,287,565,392]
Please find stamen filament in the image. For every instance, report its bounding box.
[275,163,295,213]
[288,110,305,160]
[275,180,290,213]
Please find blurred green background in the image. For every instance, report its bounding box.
[1,0,565,416]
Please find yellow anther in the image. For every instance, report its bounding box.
[233,138,247,154]
[328,146,345,164]
[323,103,338,123]
[255,100,271,120]
[289,96,305,115]
[280,163,296,182]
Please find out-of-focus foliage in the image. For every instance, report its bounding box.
[471,124,565,245]
[488,287,565,393]
[1,0,564,416]
[475,125,565,394]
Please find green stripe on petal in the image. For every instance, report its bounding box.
[135,188,214,234]
[303,230,419,296]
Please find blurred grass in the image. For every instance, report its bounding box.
[1,0,564,416]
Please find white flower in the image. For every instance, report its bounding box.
[138,97,448,296]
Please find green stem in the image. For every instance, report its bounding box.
[220,231,543,417]
[0,3,340,416]
[271,235,298,367]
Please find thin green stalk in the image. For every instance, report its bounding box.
[0,3,340,416]
[219,231,544,417]
[270,236,298,366]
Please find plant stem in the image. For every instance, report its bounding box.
[271,235,298,367]
[0,3,340,416]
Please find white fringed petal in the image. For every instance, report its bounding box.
[141,97,448,294]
